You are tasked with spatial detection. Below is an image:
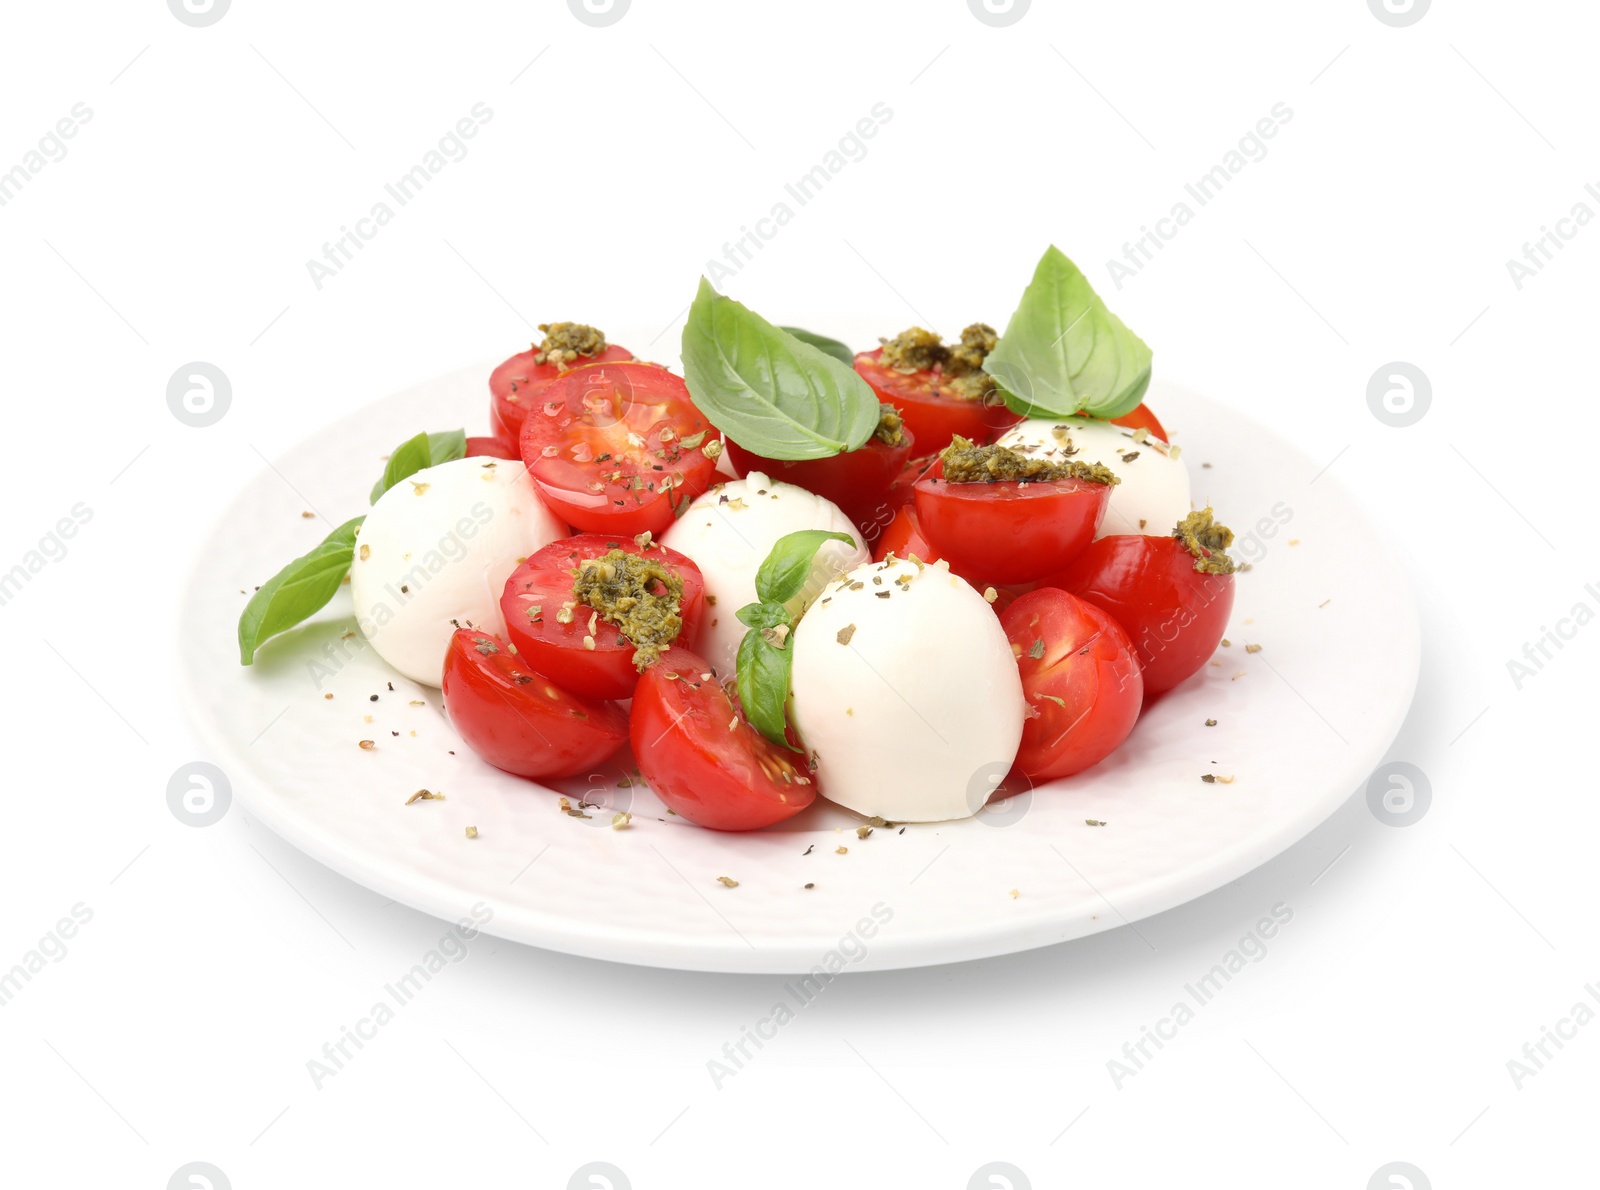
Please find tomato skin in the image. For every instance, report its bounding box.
[1044,535,1235,696]
[630,646,817,831]
[500,535,706,700]
[441,628,628,780]
[854,348,1020,454]
[1108,403,1168,442]
[912,464,1112,584]
[1002,589,1143,781]
[490,343,634,445]
[466,435,518,460]
[519,361,720,537]
[724,428,914,541]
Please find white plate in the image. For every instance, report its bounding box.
[178,335,1419,973]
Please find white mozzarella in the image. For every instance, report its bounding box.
[661,471,868,679]
[997,417,1190,538]
[351,458,567,685]
[789,557,1025,823]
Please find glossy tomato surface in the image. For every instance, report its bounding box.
[501,534,706,700]
[1108,403,1168,442]
[490,342,634,447]
[854,347,1020,454]
[630,646,816,831]
[724,428,914,541]
[912,464,1112,584]
[519,361,720,537]
[441,628,628,780]
[1045,535,1235,696]
[1002,588,1143,781]
[465,435,517,460]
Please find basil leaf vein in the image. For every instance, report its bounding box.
[681,278,878,461]
[736,628,798,751]
[985,245,1152,420]
[370,429,468,503]
[238,516,365,664]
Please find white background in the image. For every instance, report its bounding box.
[1,1,1594,1187]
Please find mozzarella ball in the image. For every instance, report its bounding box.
[789,557,1025,822]
[997,417,1190,538]
[662,471,867,679]
[351,458,567,685]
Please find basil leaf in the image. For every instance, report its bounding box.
[735,601,792,631]
[779,326,855,366]
[985,246,1152,420]
[238,516,365,664]
[370,429,468,503]
[681,278,878,461]
[736,628,798,751]
[755,530,856,605]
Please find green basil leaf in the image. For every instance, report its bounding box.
[238,516,365,664]
[985,246,1153,420]
[681,278,878,461]
[369,429,468,503]
[754,530,856,605]
[735,601,792,631]
[779,326,855,366]
[736,627,798,751]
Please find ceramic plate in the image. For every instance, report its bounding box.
[177,330,1419,973]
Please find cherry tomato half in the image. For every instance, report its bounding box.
[501,534,707,700]
[441,628,628,780]
[519,362,720,537]
[912,463,1112,584]
[724,426,914,542]
[1001,588,1143,781]
[490,342,635,446]
[465,435,518,460]
[1108,403,1168,442]
[1044,535,1235,696]
[630,646,817,831]
[854,347,1020,454]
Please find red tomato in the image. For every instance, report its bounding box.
[489,342,634,445]
[630,646,817,831]
[1044,535,1235,696]
[724,427,914,541]
[441,628,628,780]
[1002,589,1143,781]
[500,534,706,700]
[518,362,720,537]
[1109,403,1168,442]
[871,506,1027,608]
[854,347,1020,454]
[465,435,517,460]
[912,463,1112,584]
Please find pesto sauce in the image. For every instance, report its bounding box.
[873,402,906,447]
[878,323,1000,403]
[1173,507,1236,575]
[534,321,607,368]
[571,549,685,670]
[938,435,1120,486]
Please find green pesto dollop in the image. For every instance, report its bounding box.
[873,402,906,448]
[534,321,607,368]
[571,548,685,670]
[878,326,948,373]
[938,435,1120,486]
[878,323,999,402]
[1173,507,1236,575]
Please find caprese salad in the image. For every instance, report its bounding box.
[238,246,1240,831]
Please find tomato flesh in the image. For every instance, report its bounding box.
[1002,589,1143,781]
[853,347,1020,454]
[490,342,634,447]
[465,435,517,460]
[500,534,706,701]
[724,428,914,541]
[441,628,628,780]
[1044,535,1235,696]
[630,646,816,831]
[519,361,720,536]
[912,463,1112,584]
[1108,403,1168,442]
